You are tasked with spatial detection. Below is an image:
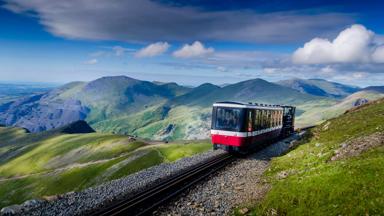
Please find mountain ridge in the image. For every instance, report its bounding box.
[0,76,382,140]
[276,78,360,99]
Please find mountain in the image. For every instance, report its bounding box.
[170,78,321,107]
[0,81,90,133]
[295,87,384,128]
[2,76,374,140]
[277,78,360,99]
[362,86,384,93]
[0,76,190,133]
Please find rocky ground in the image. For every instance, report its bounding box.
[155,133,303,216]
[0,150,226,216]
[330,132,384,161]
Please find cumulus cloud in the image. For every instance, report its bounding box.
[135,42,170,58]
[84,59,98,65]
[292,24,384,64]
[173,41,214,58]
[3,0,353,43]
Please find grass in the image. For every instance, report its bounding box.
[0,127,212,208]
[247,99,384,215]
[0,132,146,177]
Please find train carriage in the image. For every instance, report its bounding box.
[211,101,295,154]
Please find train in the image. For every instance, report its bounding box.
[211,101,295,154]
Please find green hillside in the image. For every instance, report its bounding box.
[0,126,211,208]
[92,78,328,140]
[296,89,384,128]
[3,76,382,140]
[246,98,384,215]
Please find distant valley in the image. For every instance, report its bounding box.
[0,76,383,140]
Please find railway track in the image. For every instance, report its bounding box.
[92,153,235,216]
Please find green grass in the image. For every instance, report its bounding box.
[0,132,146,177]
[0,127,211,208]
[158,141,212,162]
[107,149,164,180]
[248,99,384,215]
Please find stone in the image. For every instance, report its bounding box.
[0,205,22,215]
[239,207,249,214]
[22,199,43,209]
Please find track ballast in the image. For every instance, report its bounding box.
[92,153,235,216]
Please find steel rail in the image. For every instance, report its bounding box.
[92,153,235,216]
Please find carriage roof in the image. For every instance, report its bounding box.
[213,101,284,111]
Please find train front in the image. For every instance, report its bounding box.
[210,102,247,152]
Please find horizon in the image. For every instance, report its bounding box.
[1,0,384,87]
[0,75,368,89]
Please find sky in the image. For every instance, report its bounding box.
[0,0,383,87]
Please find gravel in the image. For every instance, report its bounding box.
[155,133,304,216]
[0,150,226,216]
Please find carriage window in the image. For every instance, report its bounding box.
[254,110,260,130]
[263,110,268,129]
[279,110,283,126]
[215,107,241,131]
[247,110,253,131]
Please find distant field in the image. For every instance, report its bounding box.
[246,98,384,215]
[0,83,55,104]
[0,127,211,208]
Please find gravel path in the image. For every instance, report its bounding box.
[155,134,303,216]
[0,150,226,216]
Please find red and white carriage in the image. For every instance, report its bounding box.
[211,102,295,153]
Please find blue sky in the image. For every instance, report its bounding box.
[0,0,383,86]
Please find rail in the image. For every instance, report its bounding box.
[92,153,235,216]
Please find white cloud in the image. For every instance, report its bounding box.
[113,46,126,56]
[173,41,214,58]
[2,0,353,43]
[84,59,98,65]
[135,42,170,58]
[292,24,384,64]
[372,46,384,63]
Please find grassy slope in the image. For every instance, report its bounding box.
[0,127,211,208]
[248,99,384,215]
[296,91,384,128]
